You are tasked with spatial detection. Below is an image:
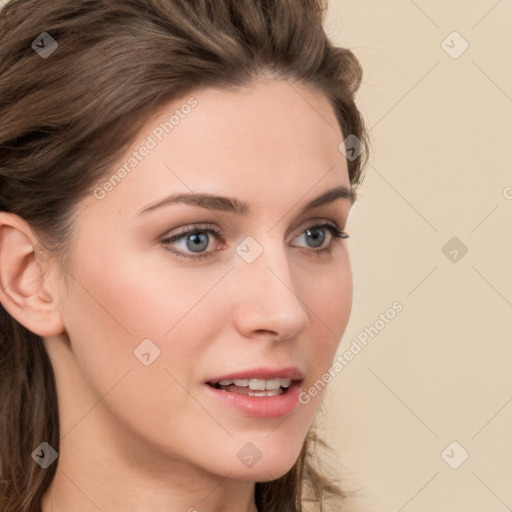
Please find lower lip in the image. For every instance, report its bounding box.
[203,380,303,418]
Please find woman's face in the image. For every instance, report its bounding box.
[47,77,355,482]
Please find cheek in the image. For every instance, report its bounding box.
[58,245,225,455]
[307,252,353,334]
[299,255,353,388]
[59,235,232,390]
[63,238,206,340]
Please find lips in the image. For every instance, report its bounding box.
[204,375,304,418]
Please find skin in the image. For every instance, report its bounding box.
[0,76,355,512]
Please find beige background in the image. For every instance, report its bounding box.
[320,1,512,511]
[2,0,510,510]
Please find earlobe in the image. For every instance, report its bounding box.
[0,212,65,337]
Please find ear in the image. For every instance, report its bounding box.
[0,212,65,337]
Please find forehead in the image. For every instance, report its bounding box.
[88,78,351,216]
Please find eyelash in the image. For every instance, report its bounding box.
[161,222,349,261]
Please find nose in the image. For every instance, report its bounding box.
[231,239,310,342]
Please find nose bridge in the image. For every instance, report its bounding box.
[232,234,310,339]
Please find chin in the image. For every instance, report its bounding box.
[224,446,303,482]
[231,464,298,483]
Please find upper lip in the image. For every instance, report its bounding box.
[205,366,305,384]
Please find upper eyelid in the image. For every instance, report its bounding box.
[162,217,344,238]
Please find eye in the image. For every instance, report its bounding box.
[291,222,349,257]
[161,223,222,260]
[161,222,349,260]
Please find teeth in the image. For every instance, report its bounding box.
[248,388,283,397]
[249,379,266,391]
[279,378,292,389]
[265,378,291,390]
[216,377,293,389]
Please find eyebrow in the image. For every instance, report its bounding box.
[138,185,356,217]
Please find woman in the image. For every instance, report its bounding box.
[0,0,369,510]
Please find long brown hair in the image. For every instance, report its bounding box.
[0,0,369,510]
